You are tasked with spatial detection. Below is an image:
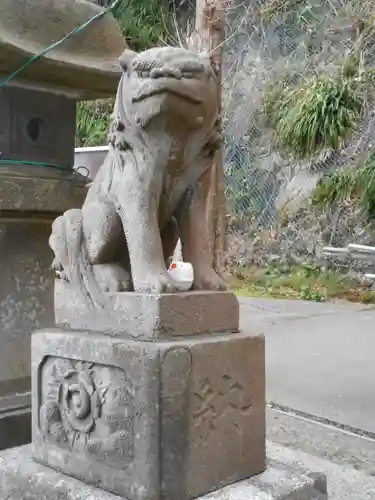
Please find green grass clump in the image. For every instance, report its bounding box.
[113,0,171,52]
[264,75,364,160]
[312,150,375,221]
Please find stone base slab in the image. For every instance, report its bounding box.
[0,445,122,500]
[0,444,327,500]
[55,281,240,339]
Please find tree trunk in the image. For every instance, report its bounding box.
[188,0,228,271]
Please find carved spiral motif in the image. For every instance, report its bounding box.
[59,365,100,434]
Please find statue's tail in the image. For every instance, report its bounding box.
[49,209,105,310]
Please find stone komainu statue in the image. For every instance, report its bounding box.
[49,46,225,307]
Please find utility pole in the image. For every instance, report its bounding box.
[188,0,228,271]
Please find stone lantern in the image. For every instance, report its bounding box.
[0,0,125,449]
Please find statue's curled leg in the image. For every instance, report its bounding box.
[82,197,131,292]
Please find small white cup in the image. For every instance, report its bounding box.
[168,261,194,291]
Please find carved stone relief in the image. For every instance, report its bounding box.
[159,334,265,500]
[193,373,253,438]
[39,356,134,470]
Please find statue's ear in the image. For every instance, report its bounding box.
[119,49,138,73]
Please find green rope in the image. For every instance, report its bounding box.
[0,0,121,172]
[0,159,70,171]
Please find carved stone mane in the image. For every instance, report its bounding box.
[49,46,225,311]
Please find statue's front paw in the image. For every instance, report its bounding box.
[134,271,177,294]
[193,268,227,291]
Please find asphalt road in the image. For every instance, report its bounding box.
[239,297,375,435]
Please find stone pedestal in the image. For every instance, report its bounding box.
[55,283,240,338]
[0,292,328,499]
[32,327,265,499]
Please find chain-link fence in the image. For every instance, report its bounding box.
[222,0,375,268]
[89,0,375,269]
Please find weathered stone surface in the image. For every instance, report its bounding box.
[0,443,328,500]
[0,445,122,500]
[0,220,56,449]
[55,281,239,338]
[0,174,86,212]
[49,45,225,316]
[160,332,265,500]
[0,0,125,97]
[0,0,122,454]
[0,176,85,452]
[32,328,265,499]
[0,85,77,170]
[32,329,160,500]
[198,459,327,500]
